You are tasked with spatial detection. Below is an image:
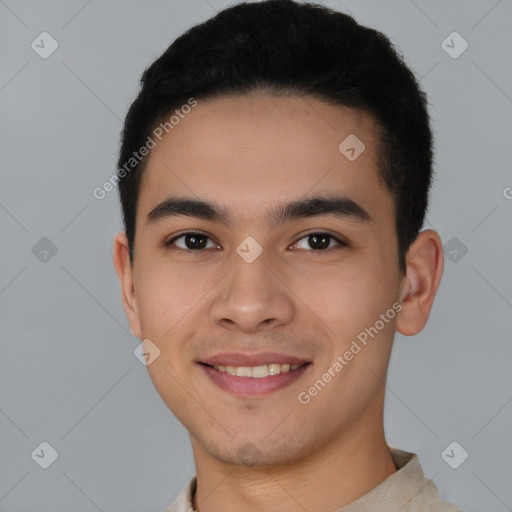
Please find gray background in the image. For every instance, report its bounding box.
[1,0,511,510]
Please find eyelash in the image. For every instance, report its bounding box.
[164,231,347,254]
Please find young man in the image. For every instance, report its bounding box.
[113,1,462,510]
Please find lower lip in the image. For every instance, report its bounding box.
[200,363,312,397]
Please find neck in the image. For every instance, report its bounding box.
[190,414,396,512]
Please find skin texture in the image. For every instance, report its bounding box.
[113,94,444,512]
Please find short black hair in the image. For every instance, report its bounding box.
[117,0,434,274]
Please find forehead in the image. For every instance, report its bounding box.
[137,94,393,229]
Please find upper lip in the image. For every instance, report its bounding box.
[200,351,311,367]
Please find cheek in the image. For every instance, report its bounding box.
[293,266,372,332]
[290,262,397,359]
[134,262,203,341]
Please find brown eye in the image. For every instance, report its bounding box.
[293,232,345,251]
[165,232,217,251]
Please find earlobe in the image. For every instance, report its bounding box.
[395,229,444,337]
[113,231,142,339]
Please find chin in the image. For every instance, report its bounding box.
[201,437,311,467]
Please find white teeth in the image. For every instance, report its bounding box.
[268,363,281,375]
[251,365,268,378]
[226,366,237,375]
[236,366,252,377]
[212,362,304,377]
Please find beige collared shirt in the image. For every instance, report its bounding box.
[164,448,463,512]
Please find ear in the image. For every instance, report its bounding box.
[395,229,444,336]
[113,231,142,339]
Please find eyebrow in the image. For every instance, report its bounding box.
[146,195,372,228]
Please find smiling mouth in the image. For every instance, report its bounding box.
[200,362,311,378]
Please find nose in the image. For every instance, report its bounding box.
[209,250,295,333]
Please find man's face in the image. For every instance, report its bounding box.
[123,94,407,466]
